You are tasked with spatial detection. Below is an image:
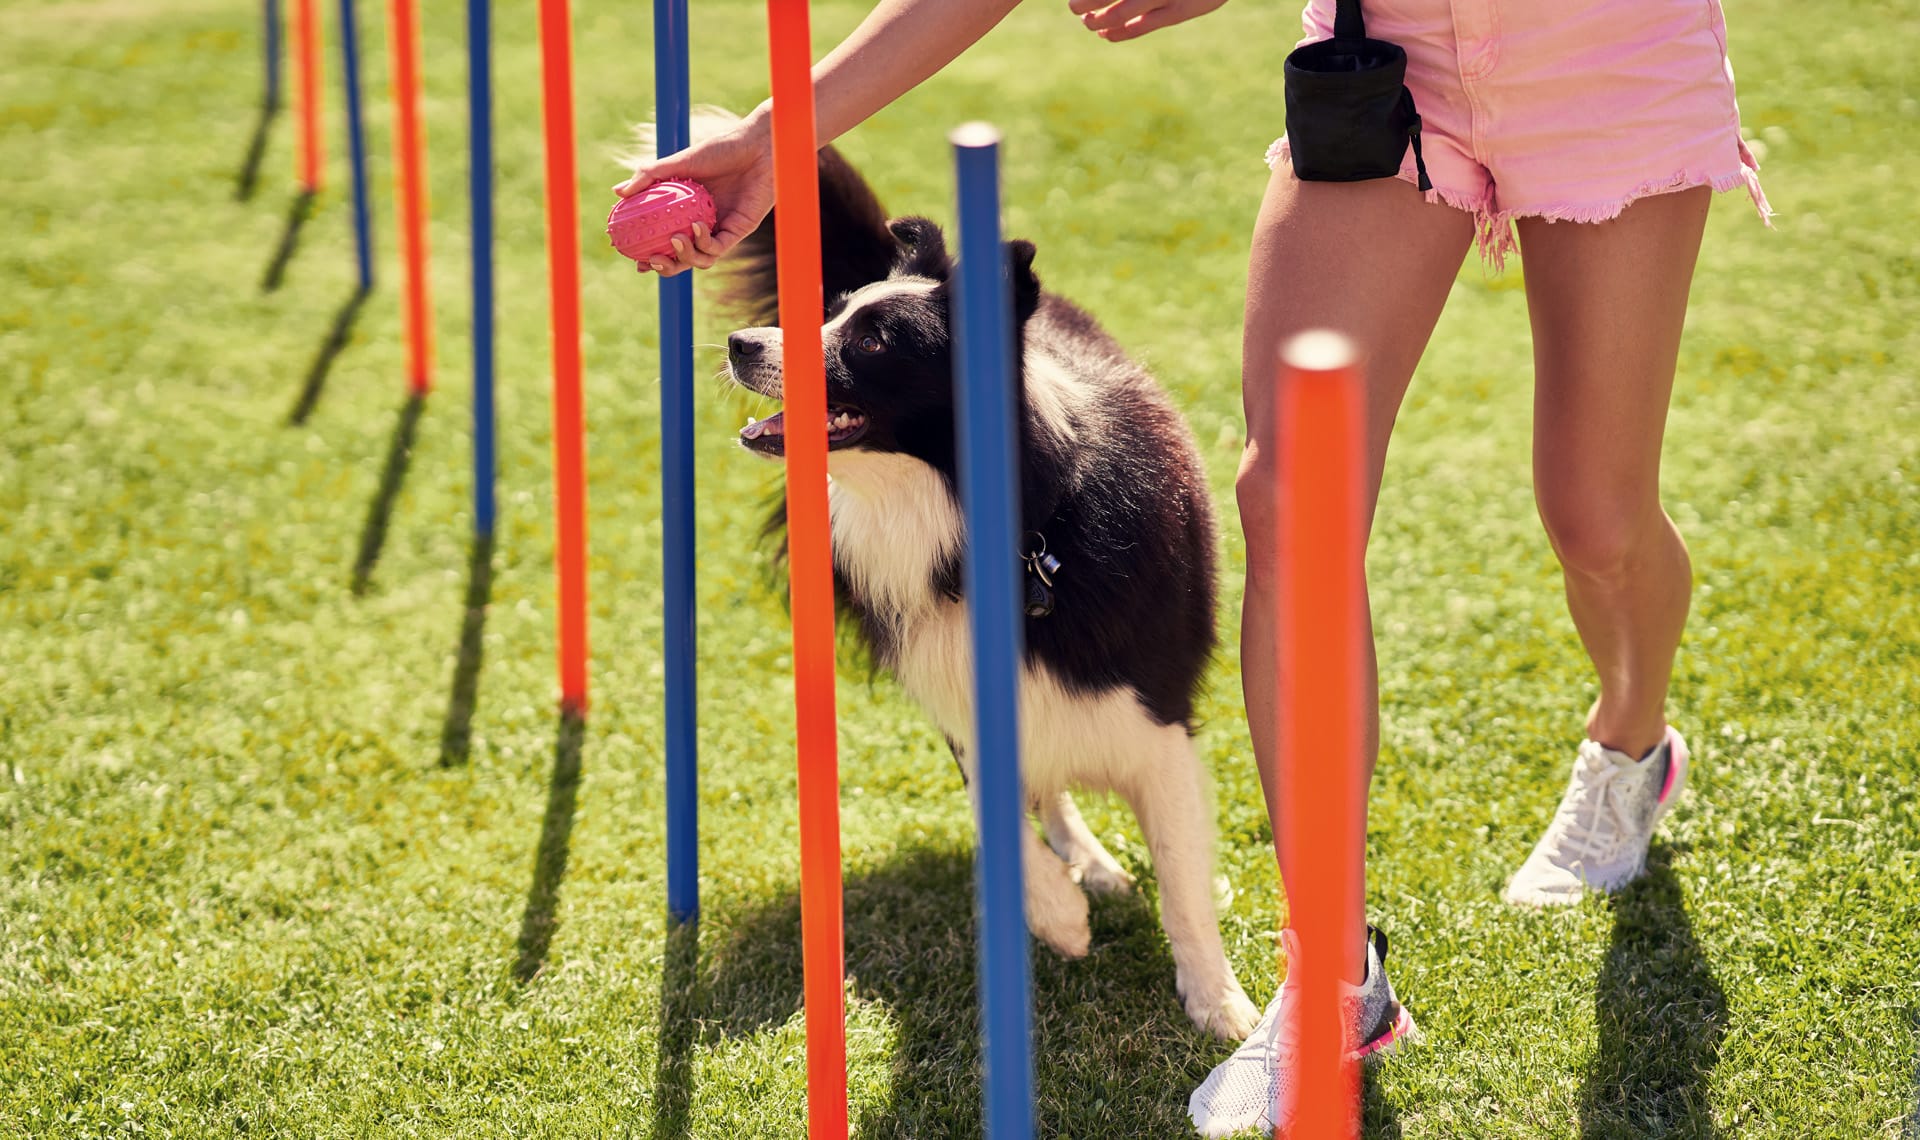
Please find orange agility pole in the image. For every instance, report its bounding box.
[292,0,323,190]
[1275,331,1367,1139]
[767,0,849,1134]
[537,0,589,713]
[387,0,433,394]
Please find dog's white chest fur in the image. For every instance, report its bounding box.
[827,450,1154,795]
[826,451,964,626]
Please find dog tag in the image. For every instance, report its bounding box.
[1024,574,1055,618]
[1022,533,1061,618]
[1031,551,1061,588]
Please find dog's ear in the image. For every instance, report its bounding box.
[1009,239,1041,325]
[889,217,951,280]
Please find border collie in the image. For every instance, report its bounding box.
[676,130,1257,1040]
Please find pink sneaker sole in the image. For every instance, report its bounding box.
[1350,1003,1419,1061]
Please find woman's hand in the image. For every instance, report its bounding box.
[1068,0,1228,42]
[613,108,776,276]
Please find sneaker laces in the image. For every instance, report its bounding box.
[1542,743,1637,864]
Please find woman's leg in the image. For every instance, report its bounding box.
[1239,169,1472,982]
[1515,187,1711,759]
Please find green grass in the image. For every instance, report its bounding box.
[3,0,1918,1135]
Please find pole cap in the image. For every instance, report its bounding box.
[1281,330,1359,374]
[950,121,1002,149]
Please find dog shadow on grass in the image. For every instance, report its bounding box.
[1577,843,1728,1140]
[662,846,1401,1138]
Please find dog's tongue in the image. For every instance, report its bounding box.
[740,412,785,441]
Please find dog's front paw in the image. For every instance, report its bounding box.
[1071,858,1136,897]
[1180,973,1260,1041]
[1027,874,1092,959]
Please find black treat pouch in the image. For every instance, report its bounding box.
[1282,0,1432,191]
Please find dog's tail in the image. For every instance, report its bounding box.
[620,108,898,328]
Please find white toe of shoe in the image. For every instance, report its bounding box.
[1503,858,1589,907]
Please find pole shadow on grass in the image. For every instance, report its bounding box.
[1904,1006,1920,1140]
[512,710,586,984]
[350,391,425,596]
[652,917,700,1138]
[1578,844,1728,1140]
[683,846,1401,1137]
[438,530,494,765]
[234,100,278,202]
[287,286,370,426]
[260,189,316,293]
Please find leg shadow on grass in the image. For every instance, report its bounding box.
[287,286,370,426]
[686,846,1401,1137]
[651,917,700,1139]
[350,392,425,596]
[1578,844,1728,1140]
[512,710,586,984]
[260,189,316,293]
[234,100,278,202]
[438,530,494,766]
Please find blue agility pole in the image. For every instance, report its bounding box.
[338,0,373,292]
[265,0,283,112]
[468,0,496,535]
[655,0,699,926]
[952,122,1034,1140]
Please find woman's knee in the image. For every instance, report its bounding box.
[1235,441,1279,584]
[1537,490,1667,583]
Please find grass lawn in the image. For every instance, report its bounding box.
[4,0,1918,1135]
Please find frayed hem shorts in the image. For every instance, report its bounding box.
[1268,0,1773,266]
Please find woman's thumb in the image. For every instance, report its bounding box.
[614,161,658,197]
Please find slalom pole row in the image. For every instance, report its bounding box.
[252,5,1372,1131]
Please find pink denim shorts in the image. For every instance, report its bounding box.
[1268,0,1773,265]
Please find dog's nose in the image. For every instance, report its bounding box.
[727,332,764,360]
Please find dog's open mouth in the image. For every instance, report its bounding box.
[738,406,869,455]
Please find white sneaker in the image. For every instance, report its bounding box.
[1503,726,1690,907]
[1187,927,1417,1137]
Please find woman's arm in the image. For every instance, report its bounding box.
[811,0,1026,145]
[618,0,1024,275]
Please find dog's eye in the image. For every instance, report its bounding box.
[856,334,885,355]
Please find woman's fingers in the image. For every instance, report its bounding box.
[666,232,720,271]
[635,221,736,277]
[689,221,725,259]
[1078,0,1163,33]
[1100,7,1181,39]
[1075,0,1226,38]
